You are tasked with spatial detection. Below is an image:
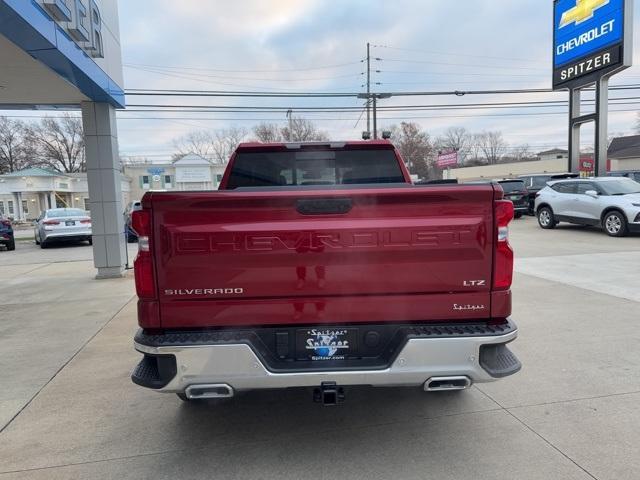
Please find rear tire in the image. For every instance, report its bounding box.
[603,211,628,237]
[40,240,48,249]
[537,207,557,229]
[6,239,15,251]
[127,234,137,243]
[514,212,523,219]
[88,237,93,245]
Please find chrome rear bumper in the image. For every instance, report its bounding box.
[133,324,520,393]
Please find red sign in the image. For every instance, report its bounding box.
[579,157,594,172]
[437,151,458,168]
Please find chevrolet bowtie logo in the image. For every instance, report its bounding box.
[560,0,610,28]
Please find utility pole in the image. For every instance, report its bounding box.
[286,108,293,134]
[366,42,371,135]
[359,93,391,140]
[372,95,377,139]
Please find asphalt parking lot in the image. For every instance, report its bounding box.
[1,218,639,480]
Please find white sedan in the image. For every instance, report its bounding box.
[34,208,92,248]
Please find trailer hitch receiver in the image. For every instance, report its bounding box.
[313,382,345,406]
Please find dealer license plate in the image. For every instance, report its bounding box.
[296,328,358,361]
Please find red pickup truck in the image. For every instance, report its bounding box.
[131,140,521,405]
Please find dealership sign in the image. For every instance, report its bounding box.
[437,151,458,169]
[175,167,212,183]
[38,0,104,57]
[553,0,632,89]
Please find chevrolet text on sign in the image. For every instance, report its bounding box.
[553,0,630,89]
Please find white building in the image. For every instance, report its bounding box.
[123,154,227,202]
[608,135,640,171]
[537,148,569,162]
[0,167,131,221]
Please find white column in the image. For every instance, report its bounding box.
[82,102,126,279]
[14,193,23,221]
[49,191,57,209]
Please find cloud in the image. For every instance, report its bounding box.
[103,1,640,157]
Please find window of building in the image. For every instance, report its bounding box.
[164,175,172,189]
[22,200,29,215]
[216,174,223,183]
[556,155,564,159]
[0,202,4,215]
[140,175,150,190]
[7,201,14,215]
[84,198,90,211]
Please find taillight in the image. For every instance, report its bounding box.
[494,200,514,290]
[132,210,156,300]
[43,220,60,225]
[80,219,91,224]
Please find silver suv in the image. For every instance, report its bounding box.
[535,177,640,237]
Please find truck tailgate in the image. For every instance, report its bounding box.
[148,186,496,328]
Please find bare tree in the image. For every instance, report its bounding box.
[512,144,532,162]
[211,127,248,164]
[172,127,247,164]
[25,114,85,173]
[467,133,485,165]
[253,123,283,143]
[437,127,470,164]
[388,122,436,180]
[477,131,507,165]
[281,117,328,142]
[252,118,327,143]
[173,130,216,158]
[0,117,33,173]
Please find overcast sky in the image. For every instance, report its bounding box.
[9,0,640,160]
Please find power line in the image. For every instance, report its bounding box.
[123,60,364,73]
[121,97,640,113]
[125,64,364,82]
[125,65,363,92]
[371,44,548,65]
[124,84,640,98]
[7,109,637,123]
[377,69,547,78]
[376,57,548,72]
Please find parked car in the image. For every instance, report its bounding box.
[0,214,15,251]
[496,179,528,218]
[34,208,92,248]
[535,177,640,237]
[608,170,640,183]
[130,140,521,405]
[124,201,142,243]
[519,173,579,214]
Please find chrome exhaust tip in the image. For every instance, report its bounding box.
[424,376,471,392]
[184,383,234,399]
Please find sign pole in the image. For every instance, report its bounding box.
[568,87,581,174]
[595,76,609,176]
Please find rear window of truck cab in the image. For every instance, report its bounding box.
[226,149,405,189]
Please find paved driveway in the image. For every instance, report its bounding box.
[0,218,639,479]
